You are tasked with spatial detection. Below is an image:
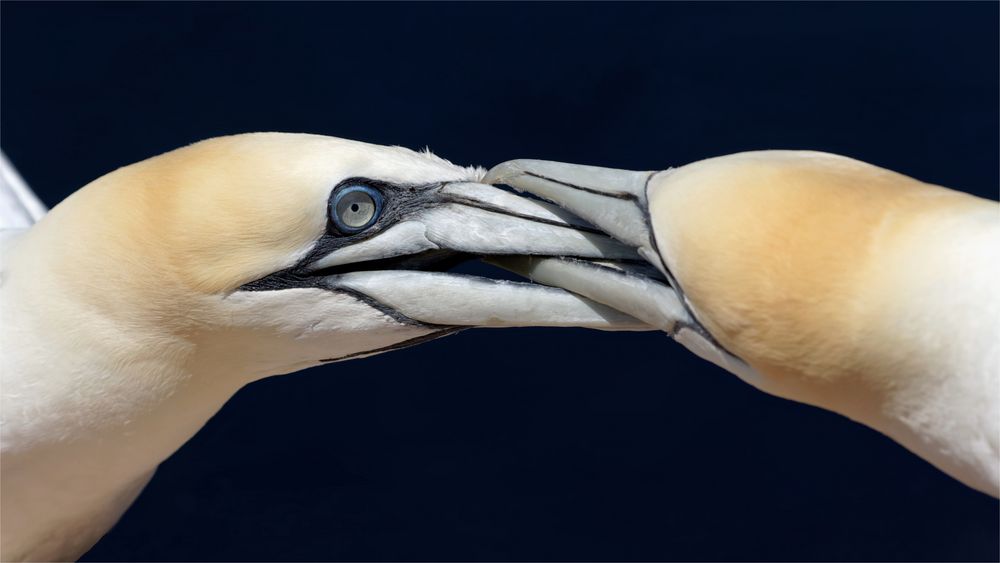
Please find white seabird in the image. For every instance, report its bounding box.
[485,151,1000,498]
[0,133,651,562]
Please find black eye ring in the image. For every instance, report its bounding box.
[329,184,384,234]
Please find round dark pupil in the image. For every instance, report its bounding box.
[350,203,360,212]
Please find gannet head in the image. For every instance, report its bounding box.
[7,133,642,385]
[484,151,997,394]
[484,152,1000,496]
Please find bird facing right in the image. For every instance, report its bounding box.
[485,150,1000,497]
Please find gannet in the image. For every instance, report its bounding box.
[0,133,650,562]
[485,151,1000,497]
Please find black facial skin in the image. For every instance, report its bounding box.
[239,178,459,292]
[235,176,603,339]
[307,178,438,264]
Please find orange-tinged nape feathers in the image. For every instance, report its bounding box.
[647,151,997,412]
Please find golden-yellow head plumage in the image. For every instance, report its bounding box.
[647,151,997,408]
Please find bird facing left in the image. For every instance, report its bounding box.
[0,133,649,562]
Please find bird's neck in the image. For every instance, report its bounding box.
[2,227,257,558]
[3,225,242,446]
[859,200,1000,495]
[753,199,1000,495]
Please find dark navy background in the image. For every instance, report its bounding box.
[3,2,998,561]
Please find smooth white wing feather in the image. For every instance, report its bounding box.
[0,150,47,230]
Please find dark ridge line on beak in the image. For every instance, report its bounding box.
[440,193,605,235]
[240,248,467,292]
[308,249,466,279]
[523,255,691,335]
[320,326,465,363]
[319,285,456,329]
[635,170,742,362]
[504,166,741,363]
[542,255,669,284]
[520,171,639,201]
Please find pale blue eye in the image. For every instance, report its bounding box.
[330,185,383,234]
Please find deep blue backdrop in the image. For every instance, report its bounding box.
[2,2,998,561]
